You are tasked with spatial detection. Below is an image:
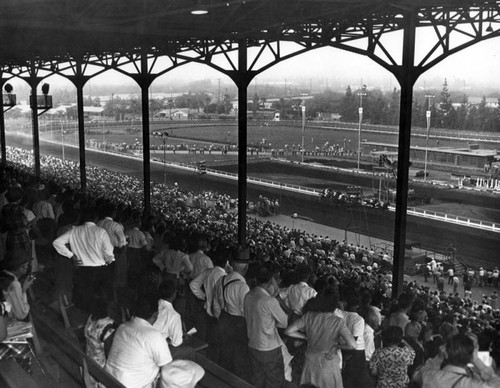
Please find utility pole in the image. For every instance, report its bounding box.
[424,94,435,181]
[301,103,306,163]
[357,86,367,170]
[217,79,221,104]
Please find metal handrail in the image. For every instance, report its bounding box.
[404,206,499,233]
[39,136,500,234]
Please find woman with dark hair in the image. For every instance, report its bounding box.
[152,232,193,287]
[369,325,415,388]
[1,248,33,320]
[422,333,500,388]
[285,286,356,388]
[0,271,33,374]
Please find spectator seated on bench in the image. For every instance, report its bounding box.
[0,267,35,375]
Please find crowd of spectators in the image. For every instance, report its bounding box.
[1,145,500,388]
[250,195,280,217]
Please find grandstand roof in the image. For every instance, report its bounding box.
[0,0,496,67]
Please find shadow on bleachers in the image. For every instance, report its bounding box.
[28,275,255,387]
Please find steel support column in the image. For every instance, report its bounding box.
[136,54,155,215]
[392,12,418,297]
[0,75,6,164]
[29,70,42,178]
[68,62,90,194]
[234,42,254,249]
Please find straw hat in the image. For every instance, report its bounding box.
[160,360,204,388]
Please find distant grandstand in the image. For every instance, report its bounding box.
[364,142,498,169]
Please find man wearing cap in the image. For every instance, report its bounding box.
[212,249,251,381]
[189,249,228,361]
[53,207,114,311]
[185,236,213,326]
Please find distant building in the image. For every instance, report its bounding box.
[364,141,498,169]
[467,97,499,108]
[83,106,105,119]
[316,112,341,121]
[156,108,189,119]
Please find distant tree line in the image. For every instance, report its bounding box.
[6,79,500,132]
[324,79,500,132]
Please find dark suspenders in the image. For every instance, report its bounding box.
[221,276,241,312]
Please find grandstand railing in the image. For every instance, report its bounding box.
[35,136,500,234]
[389,205,500,233]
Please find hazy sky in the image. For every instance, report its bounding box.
[9,28,500,95]
[90,33,500,93]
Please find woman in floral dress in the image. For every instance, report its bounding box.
[369,325,416,388]
[84,297,117,387]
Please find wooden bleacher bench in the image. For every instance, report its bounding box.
[194,352,255,388]
[0,359,42,388]
[30,305,126,388]
[30,284,254,388]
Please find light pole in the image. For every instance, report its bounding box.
[163,132,168,185]
[424,94,435,181]
[301,104,306,163]
[60,120,65,161]
[357,88,367,170]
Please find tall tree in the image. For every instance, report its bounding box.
[437,78,453,128]
[340,85,358,122]
[387,88,400,125]
[251,92,259,119]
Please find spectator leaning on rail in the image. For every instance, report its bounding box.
[52,206,115,311]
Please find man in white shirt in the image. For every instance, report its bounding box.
[97,204,128,288]
[212,253,250,381]
[185,237,213,330]
[106,295,172,388]
[244,261,288,388]
[342,294,370,388]
[447,267,454,285]
[278,263,317,317]
[53,207,115,311]
[188,237,213,280]
[189,250,227,361]
[492,268,499,288]
[479,267,486,287]
[153,279,183,349]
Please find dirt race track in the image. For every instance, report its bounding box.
[7,133,500,270]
